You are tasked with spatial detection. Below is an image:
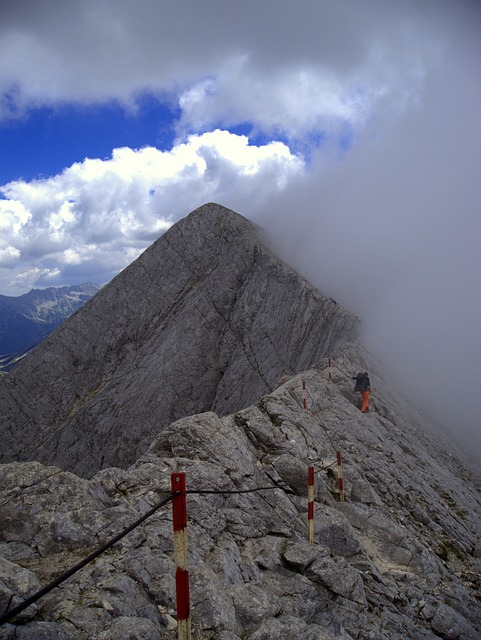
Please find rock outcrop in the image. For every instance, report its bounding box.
[1,202,480,639]
[0,203,359,477]
[1,367,480,639]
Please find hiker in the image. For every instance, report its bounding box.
[352,371,371,413]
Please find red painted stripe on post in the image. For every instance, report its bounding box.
[175,568,190,620]
[172,473,187,531]
[308,466,314,542]
[338,476,344,499]
[171,473,191,638]
[308,466,315,486]
[302,379,307,411]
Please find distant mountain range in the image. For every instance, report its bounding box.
[0,283,101,370]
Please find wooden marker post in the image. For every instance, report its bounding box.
[171,473,191,640]
[308,466,315,542]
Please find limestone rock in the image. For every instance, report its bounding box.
[0,204,480,639]
[0,204,359,477]
[1,371,480,638]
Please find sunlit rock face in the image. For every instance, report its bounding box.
[0,203,359,476]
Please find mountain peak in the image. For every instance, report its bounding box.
[1,203,480,639]
[0,203,359,476]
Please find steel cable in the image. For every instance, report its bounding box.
[0,481,292,626]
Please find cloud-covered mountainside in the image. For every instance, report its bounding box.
[1,1,480,474]
[0,284,101,369]
[0,203,480,639]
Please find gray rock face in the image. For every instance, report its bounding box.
[0,203,359,477]
[0,371,480,639]
[1,203,480,639]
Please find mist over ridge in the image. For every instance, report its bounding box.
[1,0,479,465]
[1,205,481,639]
[1,3,480,636]
[254,73,481,465]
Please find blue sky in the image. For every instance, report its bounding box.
[1,0,481,456]
[0,97,181,184]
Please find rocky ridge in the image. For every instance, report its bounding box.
[0,363,480,639]
[0,203,480,639]
[0,204,359,477]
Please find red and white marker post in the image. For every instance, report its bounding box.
[308,466,315,542]
[301,378,307,411]
[171,472,191,640]
[336,451,345,502]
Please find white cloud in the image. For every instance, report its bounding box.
[176,53,428,144]
[0,199,31,233]
[0,0,452,141]
[0,246,20,267]
[6,266,61,291]
[0,131,303,294]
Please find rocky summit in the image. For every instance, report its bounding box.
[0,203,358,477]
[0,203,480,640]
